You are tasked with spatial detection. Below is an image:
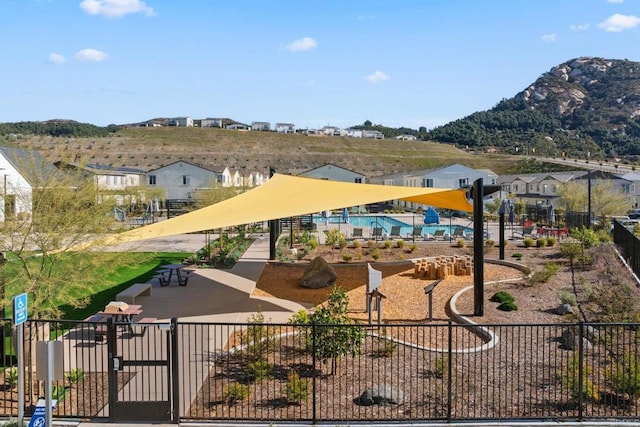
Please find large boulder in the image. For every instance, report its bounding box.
[299,257,337,289]
[355,383,404,406]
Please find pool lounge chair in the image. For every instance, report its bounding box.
[410,226,424,240]
[372,227,383,240]
[432,229,446,240]
[513,225,536,239]
[352,227,364,239]
[452,227,471,240]
[390,225,402,239]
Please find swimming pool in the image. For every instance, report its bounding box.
[315,215,473,238]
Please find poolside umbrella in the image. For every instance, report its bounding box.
[423,206,440,224]
[342,207,350,224]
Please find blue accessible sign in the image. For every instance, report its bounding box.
[28,399,57,427]
[13,293,28,325]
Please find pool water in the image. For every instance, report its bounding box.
[315,215,472,238]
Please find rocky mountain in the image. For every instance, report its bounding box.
[428,57,640,159]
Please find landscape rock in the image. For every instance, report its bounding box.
[355,383,404,406]
[560,328,593,350]
[299,256,336,289]
[552,303,574,315]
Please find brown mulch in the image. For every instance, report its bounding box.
[253,242,557,324]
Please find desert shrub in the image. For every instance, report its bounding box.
[371,336,398,357]
[222,383,250,405]
[433,355,449,379]
[383,240,392,249]
[497,301,518,311]
[308,238,319,249]
[490,291,515,304]
[367,239,377,248]
[536,237,547,247]
[353,240,361,249]
[485,239,494,247]
[408,244,417,252]
[547,236,557,246]
[557,352,600,402]
[246,359,273,382]
[342,254,352,263]
[556,289,577,306]
[338,238,348,250]
[396,239,405,249]
[52,384,68,402]
[65,368,84,384]
[371,248,381,260]
[244,310,273,362]
[285,371,309,404]
[325,229,346,249]
[528,261,560,284]
[512,252,523,261]
[607,352,640,397]
[456,238,466,248]
[4,367,18,388]
[523,237,535,247]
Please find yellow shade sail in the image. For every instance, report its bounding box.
[89,173,473,247]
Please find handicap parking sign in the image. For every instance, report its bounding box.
[28,399,57,427]
[13,293,28,325]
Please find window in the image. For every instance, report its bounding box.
[458,178,468,188]
[354,178,362,183]
[148,175,156,185]
[182,175,190,185]
[423,178,434,188]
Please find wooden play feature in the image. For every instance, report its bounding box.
[414,256,473,279]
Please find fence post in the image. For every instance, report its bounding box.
[447,320,453,422]
[170,317,180,422]
[578,321,584,421]
[107,317,117,421]
[311,322,317,424]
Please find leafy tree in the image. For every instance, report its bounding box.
[0,152,142,319]
[295,286,364,375]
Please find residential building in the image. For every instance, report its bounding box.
[251,122,271,131]
[275,123,295,133]
[146,161,229,200]
[297,163,366,184]
[167,117,194,127]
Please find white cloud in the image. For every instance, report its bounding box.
[541,33,558,42]
[286,37,317,52]
[48,53,65,64]
[364,70,389,83]
[570,23,590,31]
[75,48,109,62]
[80,0,155,18]
[598,13,640,32]
[607,0,624,4]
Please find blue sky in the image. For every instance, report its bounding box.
[2,0,639,130]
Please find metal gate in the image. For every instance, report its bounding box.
[106,318,178,422]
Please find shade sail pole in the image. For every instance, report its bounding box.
[473,178,484,316]
[269,166,278,260]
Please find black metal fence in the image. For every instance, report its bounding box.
[2,319,640,423]
[613,219,640,280]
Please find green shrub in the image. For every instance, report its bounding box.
[607,352,640,397]
[246,359,273,382]
[456,238,466,248]
[529,261,560,284]
[52,384,67,402]
[556,289,577,306]
[558,352,600,402]
[367,240,377,248]
[342,254,352,263]
[497,301,518,311]
[396,239,405,249]
[433,355,448,379]
[512,252,523,261]
[4,367,18,388]
[371,248,381,260]
[490,291,515,304]
[408,244,417,252]
[523,237,535,247]
[353,240,361,249]
[244,310,273,362]
[485,239,494,247]
[547,236,557,246]
[285,371,309,404]
[371,336,398,357]
[383,240,392,249]
[65,368,84,384]
[536,237,547,247]
[308,238,318,249]
[338,238,348,250]
[222,383,250,405]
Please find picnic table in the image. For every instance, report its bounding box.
[98,303,143,333]
[159,263,194,286]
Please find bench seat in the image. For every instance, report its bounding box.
[116,282,152,304]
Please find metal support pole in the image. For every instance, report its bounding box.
[587,171,592,228]
[473,179,484,316]
[499,213,505,260]
[17,323,24,427]
[170,317,180,422]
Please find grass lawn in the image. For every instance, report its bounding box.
[3,251,190,321]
